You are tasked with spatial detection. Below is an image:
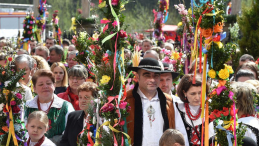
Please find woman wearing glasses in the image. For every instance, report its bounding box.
[58,65,88,110]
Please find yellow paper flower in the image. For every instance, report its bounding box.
[120,76,126,83]
[188,8,192,15]
[171,51,180,60]
[3,89,10,96]
[225,65,234,74]
[92,33,99,41]
[208,69,216,78]
[98,1,106,8]
[218,68,229,80]
[177,22,182,27]
[100,75,111,85]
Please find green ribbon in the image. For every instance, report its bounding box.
[101,0,120,44]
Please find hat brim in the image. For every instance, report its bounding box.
[161,70,179,79]
[128,67,162,73]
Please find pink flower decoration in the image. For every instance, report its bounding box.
[228,91,234,100]
[160,48,166,54]
[100,19,111,24]
[119,101,127,109]
[111,0,119,5]
[80,52,84,55]
[102,103,114,112]
[162,56,171,64]
[112,21,118,28]
[119,120,125,126]
[11,101,16,105]
[103,24,109,33]
[216,86,227,95]
[16,93,22,99]
[171,60,177,64]
[165,50,171,55]
[104,53,109,57]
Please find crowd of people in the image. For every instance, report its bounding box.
[0,36,259,146]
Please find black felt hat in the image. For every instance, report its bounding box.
[128,58,162,72]
[161,62,179,79]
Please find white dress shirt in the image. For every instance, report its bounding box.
[137,88,164,146]
[171,92,189,146]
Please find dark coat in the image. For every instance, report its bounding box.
[60,110,85,146]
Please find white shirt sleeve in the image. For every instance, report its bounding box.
[65,102,75,126]
[174,102,190,146]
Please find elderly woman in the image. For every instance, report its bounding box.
[14,54,35,87]
[13,54,33,101]
[232,82,259,145]
[25,69,74,144]
[58,65,88,110]
[60,82,99,146]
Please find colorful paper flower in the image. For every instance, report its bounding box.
[16,93,22,99]
[98,1,106,8]
[177,22,183,27]
[12,105,20,113]
[100,18,111,24]
[8,57,12,62]
[111,0,119,6]
[112,21,118,28]
[119,30,127,38]
[225,65,234,74]
[119,101,127,109]
[100,75,111,85]
[208,69,216,78]
[3,89,10,96]
[10,100,16,105]
[2,126,8,132]
[102,103,114,112]
[218,68,229,80]
[200,28,213,38]
[103,24,109,33]
[171,51,180,60]
[92,33,99,41]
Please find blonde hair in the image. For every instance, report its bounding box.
[159,129,185,146]
[27,111,49,129]
[50,62,68,87]
[31,55,50,70]
[245,80,259,91]
[231,82,257,115]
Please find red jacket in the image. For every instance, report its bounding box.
[57,87,80,110]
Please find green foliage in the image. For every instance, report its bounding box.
[0,61,26,145]
[238,0,259,59]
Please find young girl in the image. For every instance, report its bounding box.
[26,111,56,146]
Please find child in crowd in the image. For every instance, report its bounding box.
[159,129,185,146]
[26,111,56,146]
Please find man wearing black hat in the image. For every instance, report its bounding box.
[126,58,175,146]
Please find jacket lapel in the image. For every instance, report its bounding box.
[132,83,143,146]
[157,88,169,131]
[76,110,85,135]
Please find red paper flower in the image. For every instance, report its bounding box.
[119,120,125,126]
[111,0,119,5]
[8,57,12,62]
[222,107,229,116]
[102,103,114,112]
[12,105,20,113]
[119,30,127,38]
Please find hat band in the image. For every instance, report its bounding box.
[138,65,161,69]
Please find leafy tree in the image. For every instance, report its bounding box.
[238,0,259,58]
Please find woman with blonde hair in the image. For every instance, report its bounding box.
[231,82,259,145]
[50,62,68,94]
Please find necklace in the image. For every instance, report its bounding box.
[146,105,156,127]
[27,135,45,146]
[184,103,201,121]
[37,97,54,114]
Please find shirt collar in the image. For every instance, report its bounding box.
[26,94,65,109]
[137,87,159,101]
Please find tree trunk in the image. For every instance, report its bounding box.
[33,0,40,18]
[231,0,242,15]
[81,0,90,18]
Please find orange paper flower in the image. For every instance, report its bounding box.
[200,28,213,38]
[213,22,223,33]
[2,126,8,132]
